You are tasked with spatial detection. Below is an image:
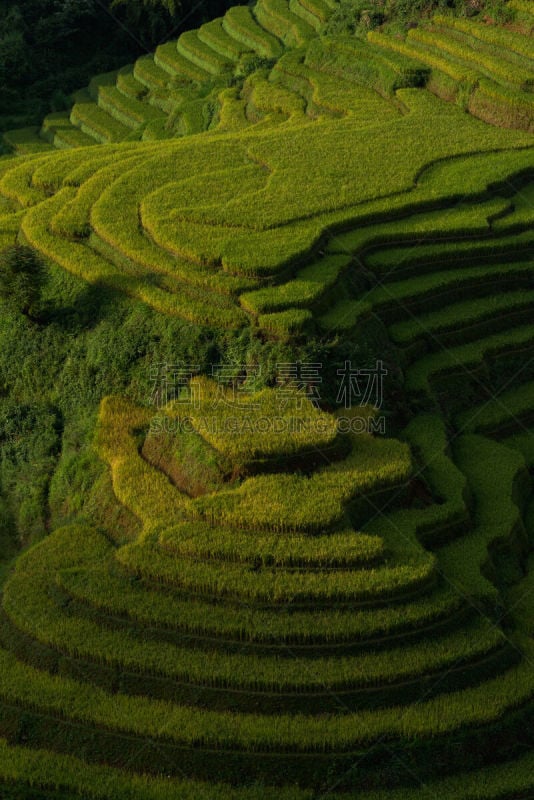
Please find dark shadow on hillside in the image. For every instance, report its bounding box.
[40,281,124,333]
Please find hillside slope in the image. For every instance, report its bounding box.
[0,2,533,798]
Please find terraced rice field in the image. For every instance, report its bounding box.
[0,2,533,798]
[369,10,534,131]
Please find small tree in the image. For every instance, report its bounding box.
[0,245,46,318]
[112,0,181,12]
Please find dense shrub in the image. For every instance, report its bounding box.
[0,401,61,543]
[324,0,384,34]
[0,245,46,318]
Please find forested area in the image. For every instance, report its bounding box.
[0,0,513,130]
[0,0,239,129]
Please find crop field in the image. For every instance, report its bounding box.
[368,11,534,131]
[0,1,533,799]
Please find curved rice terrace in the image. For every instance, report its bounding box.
[0,0,533,798]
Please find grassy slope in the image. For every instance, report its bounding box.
[0,4,534,799]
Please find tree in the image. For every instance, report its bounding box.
[112,0,181,14]
[110,0,182,47]
[0,245,46,318]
